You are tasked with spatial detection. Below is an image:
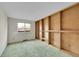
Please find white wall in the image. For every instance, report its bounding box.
[8,17,35,43]
[0,8,8,56]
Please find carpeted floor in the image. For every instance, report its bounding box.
[1,40,72,57]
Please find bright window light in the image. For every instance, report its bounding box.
[17,23,31,32]
[18,23,24,28]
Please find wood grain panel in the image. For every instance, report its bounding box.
[61,33,71,51]
[62,4,79,30]
[42,19,45,41]
[43,17,49,43]
[49,16,52,44]
[61,4,79,55]
[35,21,39,39]
[61,32,79,55]
[50,12,61,48]
[51,13,61,30]
[70,33,79,55]
[35,22,37,39]
[39,20,42,40]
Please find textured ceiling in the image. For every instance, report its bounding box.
[0,2,76,21]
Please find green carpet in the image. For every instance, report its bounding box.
[1,40,72,57]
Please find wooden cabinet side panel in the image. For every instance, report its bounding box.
[43,17,49,43]
[35,22,37,39]
[39,20,42,40]
[35,21,39,39]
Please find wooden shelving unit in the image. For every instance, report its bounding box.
[35,3,79,56]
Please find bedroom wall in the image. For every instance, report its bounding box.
[8,17,35,43]
[0,8,8,56]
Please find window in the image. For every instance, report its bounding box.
[17,23,31,32]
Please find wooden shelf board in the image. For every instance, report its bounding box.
[40,30,79,33]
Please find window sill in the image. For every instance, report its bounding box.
[18,31,31,32]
